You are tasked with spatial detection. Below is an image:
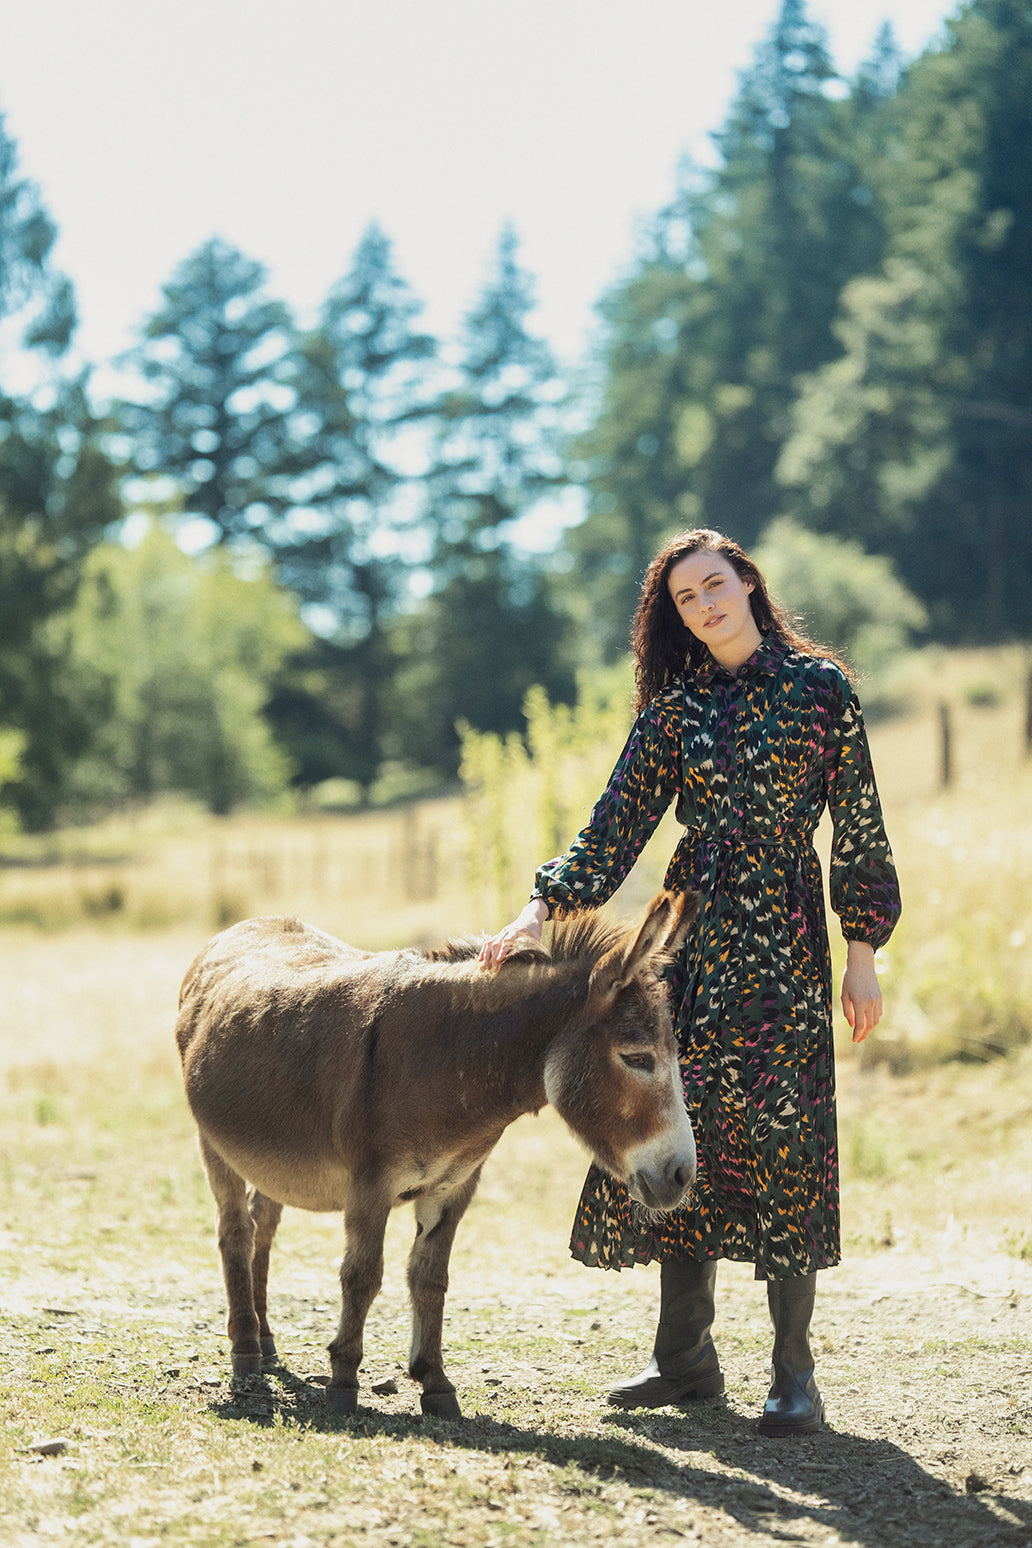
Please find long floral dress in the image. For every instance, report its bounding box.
[532,635,901,1281]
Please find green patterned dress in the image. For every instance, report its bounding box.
[532,635,901,1280]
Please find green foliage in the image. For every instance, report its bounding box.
[567,0,1032,656]
[5,0,1032,819]
[0,724,24,782]
[269,224,436,796]
[0,110,75,359]
[779,0,1032,641]
[0,113,123,829]
[0,724,25,832]
[566,0,898,664]
[118,237,298,546]
[64,525,308,814]
[459,667,634,915]
[753,517,926,679]
[775,262,957,598]
[1003,1228,1032,1262]
[563,256,709,663]
[403,226,574,771]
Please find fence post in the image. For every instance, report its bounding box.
[938,701,952,789]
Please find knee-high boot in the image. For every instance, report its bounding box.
[608,1258,725,1410]
[757,1272,825,1435]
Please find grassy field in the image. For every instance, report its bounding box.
[1,645,1031,1545]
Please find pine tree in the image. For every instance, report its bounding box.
[403,226,572,770]
[562,240,706,664]
[118,237,297,547]
[0,110,75,365]
[567,0,885,661]
[780,0,1032,639]
[0,111,121,828]
[269,224,436,796]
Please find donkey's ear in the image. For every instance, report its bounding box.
[633,889,699,961]
[664,889,700,956]
[589,890,696,1003]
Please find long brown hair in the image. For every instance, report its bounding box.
[630,528,852,712]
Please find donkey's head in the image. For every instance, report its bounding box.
[544,890,698,1212]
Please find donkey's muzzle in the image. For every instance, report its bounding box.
[629,1149,696,1212]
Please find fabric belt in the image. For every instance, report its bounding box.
[682,828,814,849]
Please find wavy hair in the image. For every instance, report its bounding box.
[630,528,852,712]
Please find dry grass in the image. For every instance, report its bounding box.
[859,646,1032,1067]
[0,796,472,949]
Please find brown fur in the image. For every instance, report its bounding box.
[175,890,698,1417]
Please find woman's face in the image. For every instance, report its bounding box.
[667,549,762,667]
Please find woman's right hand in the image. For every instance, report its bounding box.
[478,896,549,969]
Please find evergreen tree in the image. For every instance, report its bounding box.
[567,0,890,661]
[118,237,297,547]
[0,111,75,364]
[403,226,572,771]
[780,0,1032,639]
[562,238,710,664]
[269,225,435,796]
[0,112,122,828]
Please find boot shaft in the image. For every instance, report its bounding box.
[766,1271,817,1376]
[654,1257,719,1363]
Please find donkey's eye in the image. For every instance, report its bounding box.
[621,1051,655,1073]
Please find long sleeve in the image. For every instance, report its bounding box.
[824,683,901,948]
[533,694,681,915]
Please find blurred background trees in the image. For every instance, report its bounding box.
[0,0,1030,828]
[117,237,298,549]
[0,113,122,829]
[63,526,306,816]
[264,223,436,799]
[396,225,573,775]
[779,0,1032,639]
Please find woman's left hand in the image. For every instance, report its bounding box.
[841,941,882,1043]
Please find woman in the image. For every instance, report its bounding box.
[479,528,901,1435]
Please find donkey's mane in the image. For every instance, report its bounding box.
[422,910,627,971]
[546,911,628,964]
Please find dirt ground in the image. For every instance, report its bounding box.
[5,1132,1031,1548]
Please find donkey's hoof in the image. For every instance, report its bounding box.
[231,1352,264,1380]
[260,1337,278,1365]
[326,1385,359,1417]
[421,1390,462,1420]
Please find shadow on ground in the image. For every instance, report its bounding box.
[206,1363,1032,1548]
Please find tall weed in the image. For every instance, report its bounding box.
[459,668,636,917]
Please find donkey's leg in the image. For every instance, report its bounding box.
[248,1189,284,1364]
[326,1189,391,1416]
[198,1133,262,1381]
[408,1168,482,1419]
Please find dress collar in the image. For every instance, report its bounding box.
[696,633,790,685]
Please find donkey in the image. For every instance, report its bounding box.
[175,889,697,1418]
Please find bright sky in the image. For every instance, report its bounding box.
[1,0,957,382]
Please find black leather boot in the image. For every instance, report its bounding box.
[757,1271,825,1435]
[608,1258,724,1409]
